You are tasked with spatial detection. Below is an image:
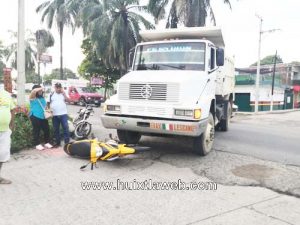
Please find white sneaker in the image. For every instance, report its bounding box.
[44,143,53,149]
[36,144,45,151]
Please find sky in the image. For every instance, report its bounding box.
[0,0,300,75]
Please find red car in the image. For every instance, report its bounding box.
[68,86,103,107]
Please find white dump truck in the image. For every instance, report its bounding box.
[101,27,235,156]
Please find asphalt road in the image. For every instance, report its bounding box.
[215,112,300,166]
[67,104,300,166]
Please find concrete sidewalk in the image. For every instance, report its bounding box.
[0,148,299,225]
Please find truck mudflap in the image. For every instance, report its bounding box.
[101,115,208,137]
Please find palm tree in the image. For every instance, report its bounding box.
[78,0,154,72]
[5,30,55,84]
[0,40,7,61]
[36,0,77,79]
[0,40,8,81]
[148,0,231,28]
[6,31,37,73]
[35,29,55,82]
[5,31,40,83]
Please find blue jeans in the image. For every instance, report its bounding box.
[52,114,70,145]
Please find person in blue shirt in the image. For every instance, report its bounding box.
[29,85,53,150]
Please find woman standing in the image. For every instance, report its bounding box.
[29,85,53,150]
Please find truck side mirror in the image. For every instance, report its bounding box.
[216,48,225,66]
[128,49,135,70]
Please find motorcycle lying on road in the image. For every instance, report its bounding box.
[64,137,149,170]
[72,104,94,139]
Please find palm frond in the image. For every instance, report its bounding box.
[148,0,169,23]
[128,12,155,30]
[36,1,51,13]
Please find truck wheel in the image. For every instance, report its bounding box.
[193,113,215,156]
[117,130,141,144]
[220,103,231,131]
[79,98,86,106]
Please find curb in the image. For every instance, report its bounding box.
[236,108,300,115]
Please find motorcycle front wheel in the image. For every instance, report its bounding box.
[74,121,92,139]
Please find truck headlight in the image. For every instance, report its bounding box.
[107,105,121,112]
[175,109,185,116]
[185,110,194,117]
[174,109,201,119]
[174,109,193,117]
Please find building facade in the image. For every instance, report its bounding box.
[235,63,300,112]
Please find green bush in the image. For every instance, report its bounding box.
[11,113,33,153]
[11,106,72,152]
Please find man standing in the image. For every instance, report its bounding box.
[48,83,70,147]
[0,88,15,184]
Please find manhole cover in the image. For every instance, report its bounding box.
[231,164,275,181]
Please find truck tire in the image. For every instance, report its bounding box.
[193,113,215,156]
[220,102,231,131]
[117,130,141,145]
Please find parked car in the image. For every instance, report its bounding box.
[68,86,103,107]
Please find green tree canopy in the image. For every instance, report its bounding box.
[35,29,55,56]
[251,55,283,66]
[25,71,40,84]
[0,40,7,82]
[6,30,37,73]
[290,61,300,65]
[148,0,232,28]
[78,38,120,100]
[76,0,154,71]
[43,68,77,85]
[36,0,77,79]
[0,61,6,83]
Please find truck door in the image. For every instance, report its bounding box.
[68,87,75,102]
[73,87,81,102]
[207,45,217,97]
[69,87,80,102]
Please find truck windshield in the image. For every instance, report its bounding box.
[133,42,205,71]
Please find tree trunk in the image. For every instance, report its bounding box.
[185,0,206,27]
[38,61,41,84]
[104,85,107,102]
[59,22,64,80]
[122,11,128,73]
[167,2,178,28]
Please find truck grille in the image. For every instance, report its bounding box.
[119,83,179,102]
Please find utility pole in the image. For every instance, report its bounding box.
[17,0,26,106]
[255,15,263,113]
[270,50,277,111]
[255,14,280,113]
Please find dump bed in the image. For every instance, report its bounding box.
[215,56,235,97]
[140,27,225,47]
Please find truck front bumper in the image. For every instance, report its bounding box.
[101,115,208,137]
